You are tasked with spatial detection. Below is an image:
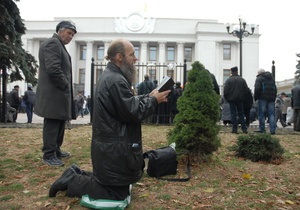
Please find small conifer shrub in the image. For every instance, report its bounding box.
[230,134,284,162]
[168,61,221,158]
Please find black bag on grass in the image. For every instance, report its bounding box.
[144,146,178,177]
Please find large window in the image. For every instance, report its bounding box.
[184,47,192,62]
[97,45,104,60]
[80,45,87,60]
[79,68,85,84]
[149,46,157,61]
[167,46,175,61]
[223,69,231,83]
[134,46,140,60]
[223,44,231,60]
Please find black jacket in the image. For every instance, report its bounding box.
[23,89,36,105]
[92,62,158,186]
[254,72,277,102]
[291,84,300,109]
[223,73,248,102]
[8,89,20,107]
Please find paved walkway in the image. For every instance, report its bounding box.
[13,112,91,125]
[1,112,295,134]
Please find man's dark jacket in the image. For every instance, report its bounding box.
[35,33,76,120]
[291,84,300,109]
[23,89,36,105]
[8,89,20,107]
[92,62,158,186]
[138,79,156,95]
[223,73,248,102]
[254,71,277,102]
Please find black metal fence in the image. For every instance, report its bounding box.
[89,58,187,124]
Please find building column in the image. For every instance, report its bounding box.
[84,41,94,97]
[27,39,34,54]
[214,42,220,85]
[176,42,184,82]
[139,42,148,82]
[158,42,166,81]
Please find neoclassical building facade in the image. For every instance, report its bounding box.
[17,13,261,96]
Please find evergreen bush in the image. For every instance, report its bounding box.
[230,134,284,162]
[168,61,221,158]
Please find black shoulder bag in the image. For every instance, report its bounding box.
[143,146,191,182]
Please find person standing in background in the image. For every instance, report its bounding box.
[254,69,277,134]
[282,93,291,125]
[23,84,36,123]
[34,21,77,166]
[138,74,156,123]
[243,87,254,127]
[8,85,21,122]
[275,92,287,128]
[224,66,249,134]
[291,79,300,131]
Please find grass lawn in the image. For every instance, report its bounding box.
[0,124,299,209]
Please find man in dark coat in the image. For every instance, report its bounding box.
[243,87,254,127]
[23,84,36,123]
[48,39,170,201]
[224,66,249,134]
[8,85,20,122]
[35,21,77,166]
[206,69,220,95]
[138,74,156,123]
[254,69,277,134]
[291,79,300,131]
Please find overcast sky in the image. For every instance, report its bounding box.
[16,0,300,81]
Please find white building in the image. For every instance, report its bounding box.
[16,13,261,96]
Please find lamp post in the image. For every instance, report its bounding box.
[226,18,255,77]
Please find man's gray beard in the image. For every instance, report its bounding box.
[120,61,137,84]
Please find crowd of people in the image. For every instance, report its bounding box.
[221,67,298,134]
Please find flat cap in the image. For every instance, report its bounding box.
[56,21,77,33]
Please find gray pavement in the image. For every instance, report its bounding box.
[15,112,91,125]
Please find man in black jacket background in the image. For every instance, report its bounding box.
[224,66,249,134]
[254,69,277,134]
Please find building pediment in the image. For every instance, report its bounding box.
[115,13,155,34]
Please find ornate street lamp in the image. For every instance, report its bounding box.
[226,18,255,77]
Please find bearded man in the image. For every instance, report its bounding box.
[49,39,170,202]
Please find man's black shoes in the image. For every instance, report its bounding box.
[43,157,64,167]
[71,163,83,174]
[49,167,76,197]
[57,151,71,159]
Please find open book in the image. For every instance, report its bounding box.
[156,76,175,92]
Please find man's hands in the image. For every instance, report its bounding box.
[150,89,171,104]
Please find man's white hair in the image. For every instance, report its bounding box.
[257,69,265,75]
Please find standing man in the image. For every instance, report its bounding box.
[48,38,170,202]
[75,92,84,118]
[138,74,156,123]
[282,93,291,125]
[8,85,21,122]
[224,66,249,134]
[291,79,300,131]
[275,92,287,128]
[23,84,36,123]
[35,21,77,166]
[254,69,277,134]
